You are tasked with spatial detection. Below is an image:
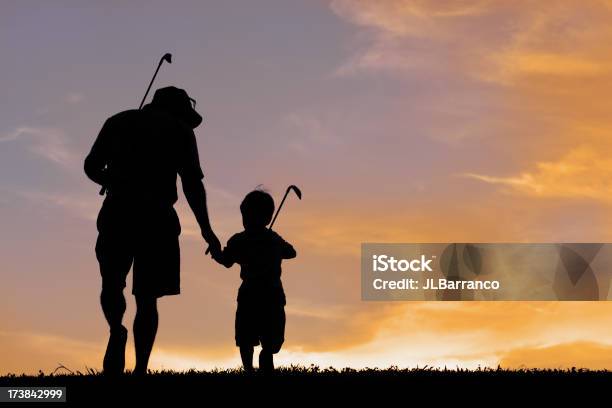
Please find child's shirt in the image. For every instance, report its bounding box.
[221,228,295,305]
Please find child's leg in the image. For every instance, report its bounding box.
[236,301,256,373]
[240,346,254,372]
[258,303,285,373]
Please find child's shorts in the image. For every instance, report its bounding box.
[235,301,285,353]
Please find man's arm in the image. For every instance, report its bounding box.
[84,119,112,186]
[84,156,107,186]
[179,126,221,255]
[182,177,220,254]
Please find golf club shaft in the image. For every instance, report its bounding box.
[269,190,290,230]
[99,56,170,195]
[139,60,164,110]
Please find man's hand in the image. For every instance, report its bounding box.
[204,231,221,258]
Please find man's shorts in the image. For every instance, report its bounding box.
[95,199,181,298]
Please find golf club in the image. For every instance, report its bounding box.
[99,52,173,195]
[205,185,302,255]
[139,53,172,109]
[269,185,302,230]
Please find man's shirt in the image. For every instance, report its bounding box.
[85,105,204,209]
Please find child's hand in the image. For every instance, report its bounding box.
[208,245,235,268]
[204,233,221,255]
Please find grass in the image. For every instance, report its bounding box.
[1,365,609,404]
[3,363,611,376]
[3,364,610,378]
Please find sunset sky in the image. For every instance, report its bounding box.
[3,0,612,374]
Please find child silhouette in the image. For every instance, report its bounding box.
[212,189,296,373]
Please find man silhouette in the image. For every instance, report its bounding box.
[84,86,221,375]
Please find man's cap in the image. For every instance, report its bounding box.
[150,86,202,129]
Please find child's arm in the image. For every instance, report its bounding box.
[279,236,297,259]
[211,247,235,268]
[211,236,239,268]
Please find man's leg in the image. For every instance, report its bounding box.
[240,346,254,373]
[100,288,128,375]
[133,295,158,375]
[101,287,126,330]
[97,231,131,376]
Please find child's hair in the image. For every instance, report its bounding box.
[240,188,275,228]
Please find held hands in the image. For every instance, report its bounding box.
[203,231,222,260]
[203,231,233,268]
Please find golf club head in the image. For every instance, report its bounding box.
[162,53,172,64]
[288,185,302,199]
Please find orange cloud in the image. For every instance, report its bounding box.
[332,0,612,81]
[331,0,494,38]
[499,341,612,369]
[332,0,612,208]
[492,51,608,79]
[463,147,612,203]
